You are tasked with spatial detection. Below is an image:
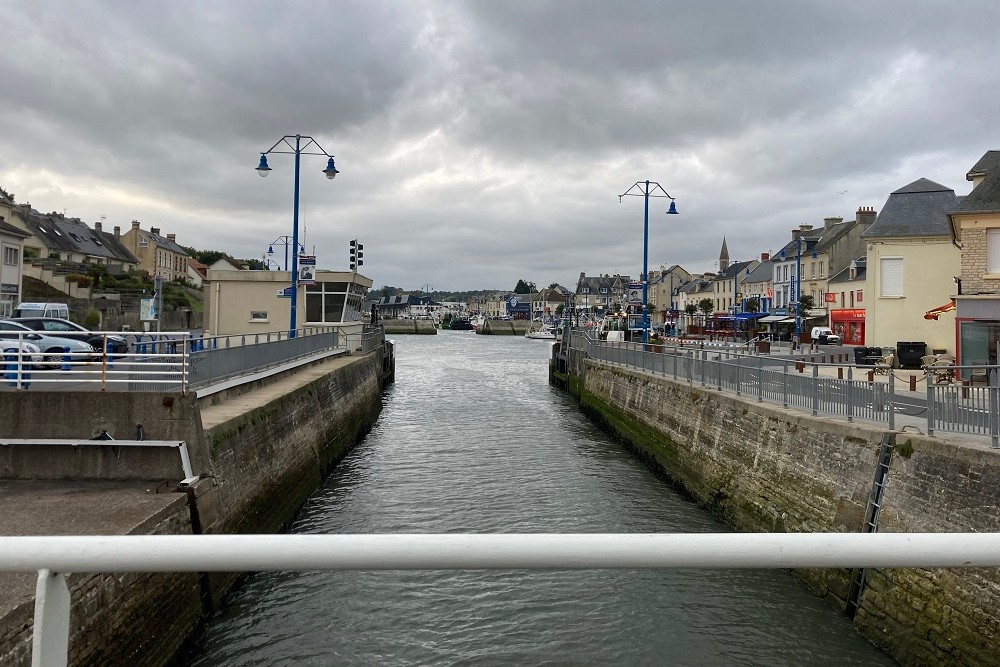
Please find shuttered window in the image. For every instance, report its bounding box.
[987,228,1000,273]
[879,257,903,297]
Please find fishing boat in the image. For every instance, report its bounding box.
[449,318,473,330]
[525,322,559,340]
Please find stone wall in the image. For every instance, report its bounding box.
[380,319,437,334]
[0,354,385,665]
[579,359,1000,667]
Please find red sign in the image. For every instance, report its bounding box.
[831,309,866,320]
[824,292,836,303]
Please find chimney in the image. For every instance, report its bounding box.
[131,220,141,230]
[791,229,801,240]
[113,225,120,237]
[167,233,176,242]
[798,223,813,232]
[94,221,102,232]
[823,216,843,230]
[150,227,160,236]
[856,206,877,228]
[760,252,769,261]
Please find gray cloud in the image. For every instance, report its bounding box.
[2,0,999,292]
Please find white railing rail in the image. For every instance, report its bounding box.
[6,532,1000,666]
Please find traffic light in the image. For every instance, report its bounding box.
[356,243,364,268]
[349,239,357,270]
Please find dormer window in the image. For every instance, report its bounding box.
[600,287,608,293]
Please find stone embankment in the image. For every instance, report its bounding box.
[0,350,388,666]
[478,319,530,335]
[558,356,1000,667]
[380,318,437,334]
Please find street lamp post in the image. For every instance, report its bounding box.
[795,235,803,350]
[266,235,304,272]
[619,180,679,345]
[256,134,338,336]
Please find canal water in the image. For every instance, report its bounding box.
[188,332,894,666]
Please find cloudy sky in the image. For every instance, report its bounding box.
[2,1,999,293]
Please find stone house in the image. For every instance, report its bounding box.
[120,221,190,282]
[947,150,1000,367]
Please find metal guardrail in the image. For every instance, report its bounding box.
[1,326,386,393]
[568,332,999,447]
[8,532,1000,666]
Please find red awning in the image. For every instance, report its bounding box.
[923,301,956,320]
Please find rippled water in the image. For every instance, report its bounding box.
[188,332,894,666]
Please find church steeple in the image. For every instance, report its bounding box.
[719,237,730,272]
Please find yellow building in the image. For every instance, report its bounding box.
[120,221,189,281]
[862,179,960,356]
[204,269,372,337]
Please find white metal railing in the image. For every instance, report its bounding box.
[568,331,1000,447]
[5,533,1000,667]
[0,439,195,480]
[0,326,384,393]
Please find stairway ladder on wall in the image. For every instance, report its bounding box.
[845,433,895,619]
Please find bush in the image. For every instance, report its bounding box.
[84,309,100,327]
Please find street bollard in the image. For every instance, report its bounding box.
[4,348,18,386]
[61,347,72,372]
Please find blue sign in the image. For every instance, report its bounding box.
[277,286,293,298]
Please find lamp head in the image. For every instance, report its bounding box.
[323,156,339,180]
[666,200,678,215]
[780,249,786,260]
[256,154,271,177]
[267,246,274,255]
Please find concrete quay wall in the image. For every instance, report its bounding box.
[0,354,385,666]
[579,359,1000,667]
[380,318,437,334]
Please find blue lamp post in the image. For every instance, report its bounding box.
[256,134,338,336]
[795,235,803,349]
[266,235,305,272]
[619,180,679,345]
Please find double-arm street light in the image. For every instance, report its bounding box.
[266,235,305,272]
[620,180,679,345]
[256,134,339,335]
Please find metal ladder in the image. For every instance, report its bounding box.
[845,433,894,619]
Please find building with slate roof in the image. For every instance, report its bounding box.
[5,204,137,269]
[861,178,961,352]
[647,265,691,326]
[121,220,191,281]
[948,150,1000,368]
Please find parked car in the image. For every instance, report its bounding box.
[810,326,841,345]
[0,339,43,368]
[0,320,98,368]
[7,317,129,356]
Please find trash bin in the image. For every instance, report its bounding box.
[756,340,771,354]
[854,346,872,366]
[896,341,927,369]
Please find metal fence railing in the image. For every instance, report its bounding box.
[566,331,999,448]
[8,532,1000,667]
[1,326,386,393]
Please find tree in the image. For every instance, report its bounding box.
[799,295,816,312]
[698,298,715,331]
[684,303,697,316]
[745,297,760,313]
[514,279,536,294]
[548,282,560,289]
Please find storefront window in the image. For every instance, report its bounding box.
[959,321,999,375]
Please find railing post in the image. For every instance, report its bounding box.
[32,569,70,667]
[783,361,789,408]
[926,370,935,437]
[888,369,896,431]
[701,350,707,387]
[991,369,998,449]
[717,354,722,392]
[757,363,764,403]
[847,366,854,422]
[687,350,693,384]
[812,364,819,416]
[735,354,741,396]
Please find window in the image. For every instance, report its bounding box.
[879,257,903,297]
[250,311,269,322]
[988,229,1000,273]
[3,246,18,266]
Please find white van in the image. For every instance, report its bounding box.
[11,302,70,319]
[810,326,841,345]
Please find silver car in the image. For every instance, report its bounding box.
[0,339,43,368]
[0,319,98,368]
